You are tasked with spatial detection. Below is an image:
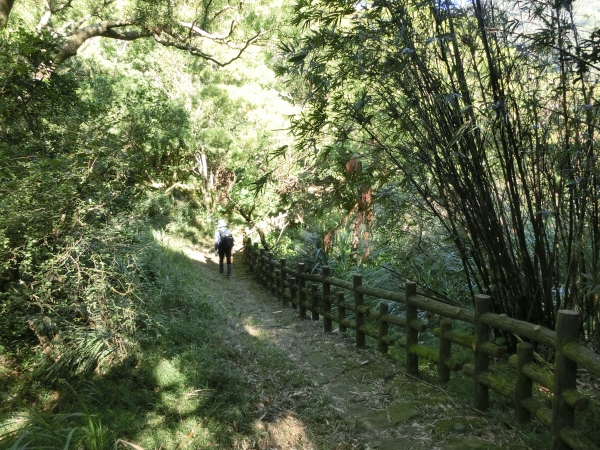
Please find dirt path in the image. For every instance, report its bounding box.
[184,241,529,450]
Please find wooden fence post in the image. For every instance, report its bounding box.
[253,243,259,275]
[338,292,347,332]
[280,258,288,307]
[405,281,418,376]
[474,294,491,411]
[268,252,275,295]
[378,303,389,354]
[290,277,298,309]
[259,249,266,286]
[298,263,306,319]
[322,266,332,332]
[311,284,319,321]
[438,319,452,382]
[515,342,533,423]
[354,274,366,348]
[247,237,252,264]
[551,310,580,450]
[274,268,281,298]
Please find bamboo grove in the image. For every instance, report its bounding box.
[277,0,600,340]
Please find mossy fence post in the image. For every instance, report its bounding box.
[310,284,319,321]
[338,292,347,332]
[405,281,418,376]
[243,237,249,263]
[253,243,259,275]
[298,263,307,319]
[378,302,389,354]
[515,342,533,423]
[268,252,275,295]
[354,274,366,348]
[551,310,580,450]
[280,258,287,306]
[290,276,298,309]
[474,294,491,410]
[438,319,452,382]
[275,266,281,299]
[259,248,266,287]
[322,266,332,332]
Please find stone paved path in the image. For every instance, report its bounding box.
[186,242,529,450]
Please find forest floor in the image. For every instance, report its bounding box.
[181,236,549,450]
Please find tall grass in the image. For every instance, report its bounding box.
[1,383,103,450]
[1,200,312,448]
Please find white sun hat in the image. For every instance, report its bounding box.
[217,219,227,228]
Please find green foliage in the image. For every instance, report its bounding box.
[0,0,299,385]
[0,24,207,383]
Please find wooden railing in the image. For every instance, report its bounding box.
[243,238,600,450]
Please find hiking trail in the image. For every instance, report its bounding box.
[183,239,531,450]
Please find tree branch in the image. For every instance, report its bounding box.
[179,20,237,41]
[103,27,152,41]
[153,30,264,67]
[37,0,52,30]
[55,20,144,63]
[58,15,93,35]
[37,0,77,31]
[52,0,75,14]
[5,0,264,70]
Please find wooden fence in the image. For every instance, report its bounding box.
[243,238,600,450]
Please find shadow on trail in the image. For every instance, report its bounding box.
[82,240,335,449]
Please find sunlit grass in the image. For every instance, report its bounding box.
[154,359,187,389]
[244,324,264,337]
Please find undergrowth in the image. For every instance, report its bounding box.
[0,217,339,449]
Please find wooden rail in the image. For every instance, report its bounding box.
[244,239,600,450]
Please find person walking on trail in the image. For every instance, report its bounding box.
[214,219,234,278]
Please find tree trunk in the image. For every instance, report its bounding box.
[0,0,15,29]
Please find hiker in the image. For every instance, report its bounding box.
[214,219,234,277]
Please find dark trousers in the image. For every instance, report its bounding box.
[218,246,232,273]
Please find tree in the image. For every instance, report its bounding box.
[1,0,269,69]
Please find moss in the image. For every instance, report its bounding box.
[434,417,486,435]
[444,437,507,449]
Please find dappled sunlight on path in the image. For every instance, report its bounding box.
[183,247,208,263]
[179,236,537,450]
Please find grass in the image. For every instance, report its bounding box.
[0,232,352,449]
